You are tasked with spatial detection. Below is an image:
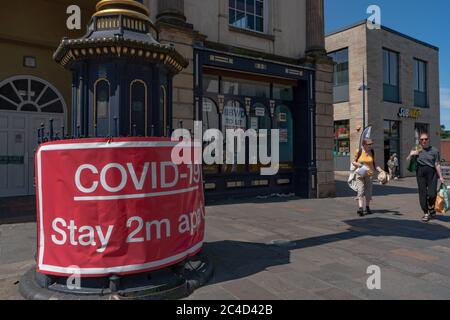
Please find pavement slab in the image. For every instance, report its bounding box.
[1,176,450,300]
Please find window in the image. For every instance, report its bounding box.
[328,48,349,103]
[0,76,65,113]
[222,77,270,98]
[94,79,110,136]
[222,100,247,173]
[334,120,350,156]
[203,98,220,175]
[229,0,265,33]
[274,105,293,171]
[273,84,294,101]
[203,75,219,94]
[383,49,400,103]
[414,59,428,107]
[130,80,148,136]
[249,103,271,173]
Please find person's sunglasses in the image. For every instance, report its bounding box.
[420,138,429,141]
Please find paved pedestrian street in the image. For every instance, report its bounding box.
[2,177,450,300]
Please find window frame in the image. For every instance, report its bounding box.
[383,48,401,104]
[328,48,350,103]
[413,58,428,108]
[229,0,268,34]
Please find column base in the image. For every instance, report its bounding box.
[19,253,213,300]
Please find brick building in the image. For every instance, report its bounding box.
[326,21,441,176]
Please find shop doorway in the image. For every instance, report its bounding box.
[384,120,401,173]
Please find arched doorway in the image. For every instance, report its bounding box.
[0,75,67,197]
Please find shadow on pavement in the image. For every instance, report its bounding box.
[0,196,36,225]
[203,217,450,285]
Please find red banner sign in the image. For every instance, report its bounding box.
[35,138,205,277]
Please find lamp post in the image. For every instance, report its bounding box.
[358,67,370,129]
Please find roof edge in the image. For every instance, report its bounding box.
[326,20,439,51]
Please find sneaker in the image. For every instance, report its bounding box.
[422,214,431,223]
[365,207,373,215]
[429,210,437,219]
[357,208,365,217]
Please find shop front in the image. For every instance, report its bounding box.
[194,49,317,201]
[384,120,401,173]
[334,120,351,171]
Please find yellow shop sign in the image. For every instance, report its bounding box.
[398,107,422,120]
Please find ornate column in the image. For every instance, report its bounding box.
[306,0,326,56]
[155,0,205,131]
[157,0,187,24]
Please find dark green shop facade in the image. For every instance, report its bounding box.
[194,48,318,201]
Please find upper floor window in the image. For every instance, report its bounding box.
[328,48,349,103]
[383,48,400,103]
[229,0,265,33]
[414,58,428,107]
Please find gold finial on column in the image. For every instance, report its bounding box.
[94,0,150,21]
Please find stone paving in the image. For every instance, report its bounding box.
[2,177,450,300]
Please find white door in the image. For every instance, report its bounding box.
[0,75,67,198]
[0,113,27,196]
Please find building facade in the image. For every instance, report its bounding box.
[0,0,95,197]
[0,0,335,200]
[326,22,441,176]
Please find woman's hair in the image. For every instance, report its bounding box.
[419,132,429,139]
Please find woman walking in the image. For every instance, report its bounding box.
[352,139,383,217]
[407,132,445,222]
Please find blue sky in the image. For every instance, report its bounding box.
[325,0,450,128]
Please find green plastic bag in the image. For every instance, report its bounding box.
[407,156,417,173]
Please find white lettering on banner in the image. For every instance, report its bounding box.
[75,165,99,193]
[127,162,149,190]
[50,206,205,253]
[73,162,201,200]
[161,162,179,188]
[100,163,128,193]
[51,218,114,253]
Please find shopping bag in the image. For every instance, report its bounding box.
[435,195,445,214]
[437,184,450,214]
[407,156,417,173]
